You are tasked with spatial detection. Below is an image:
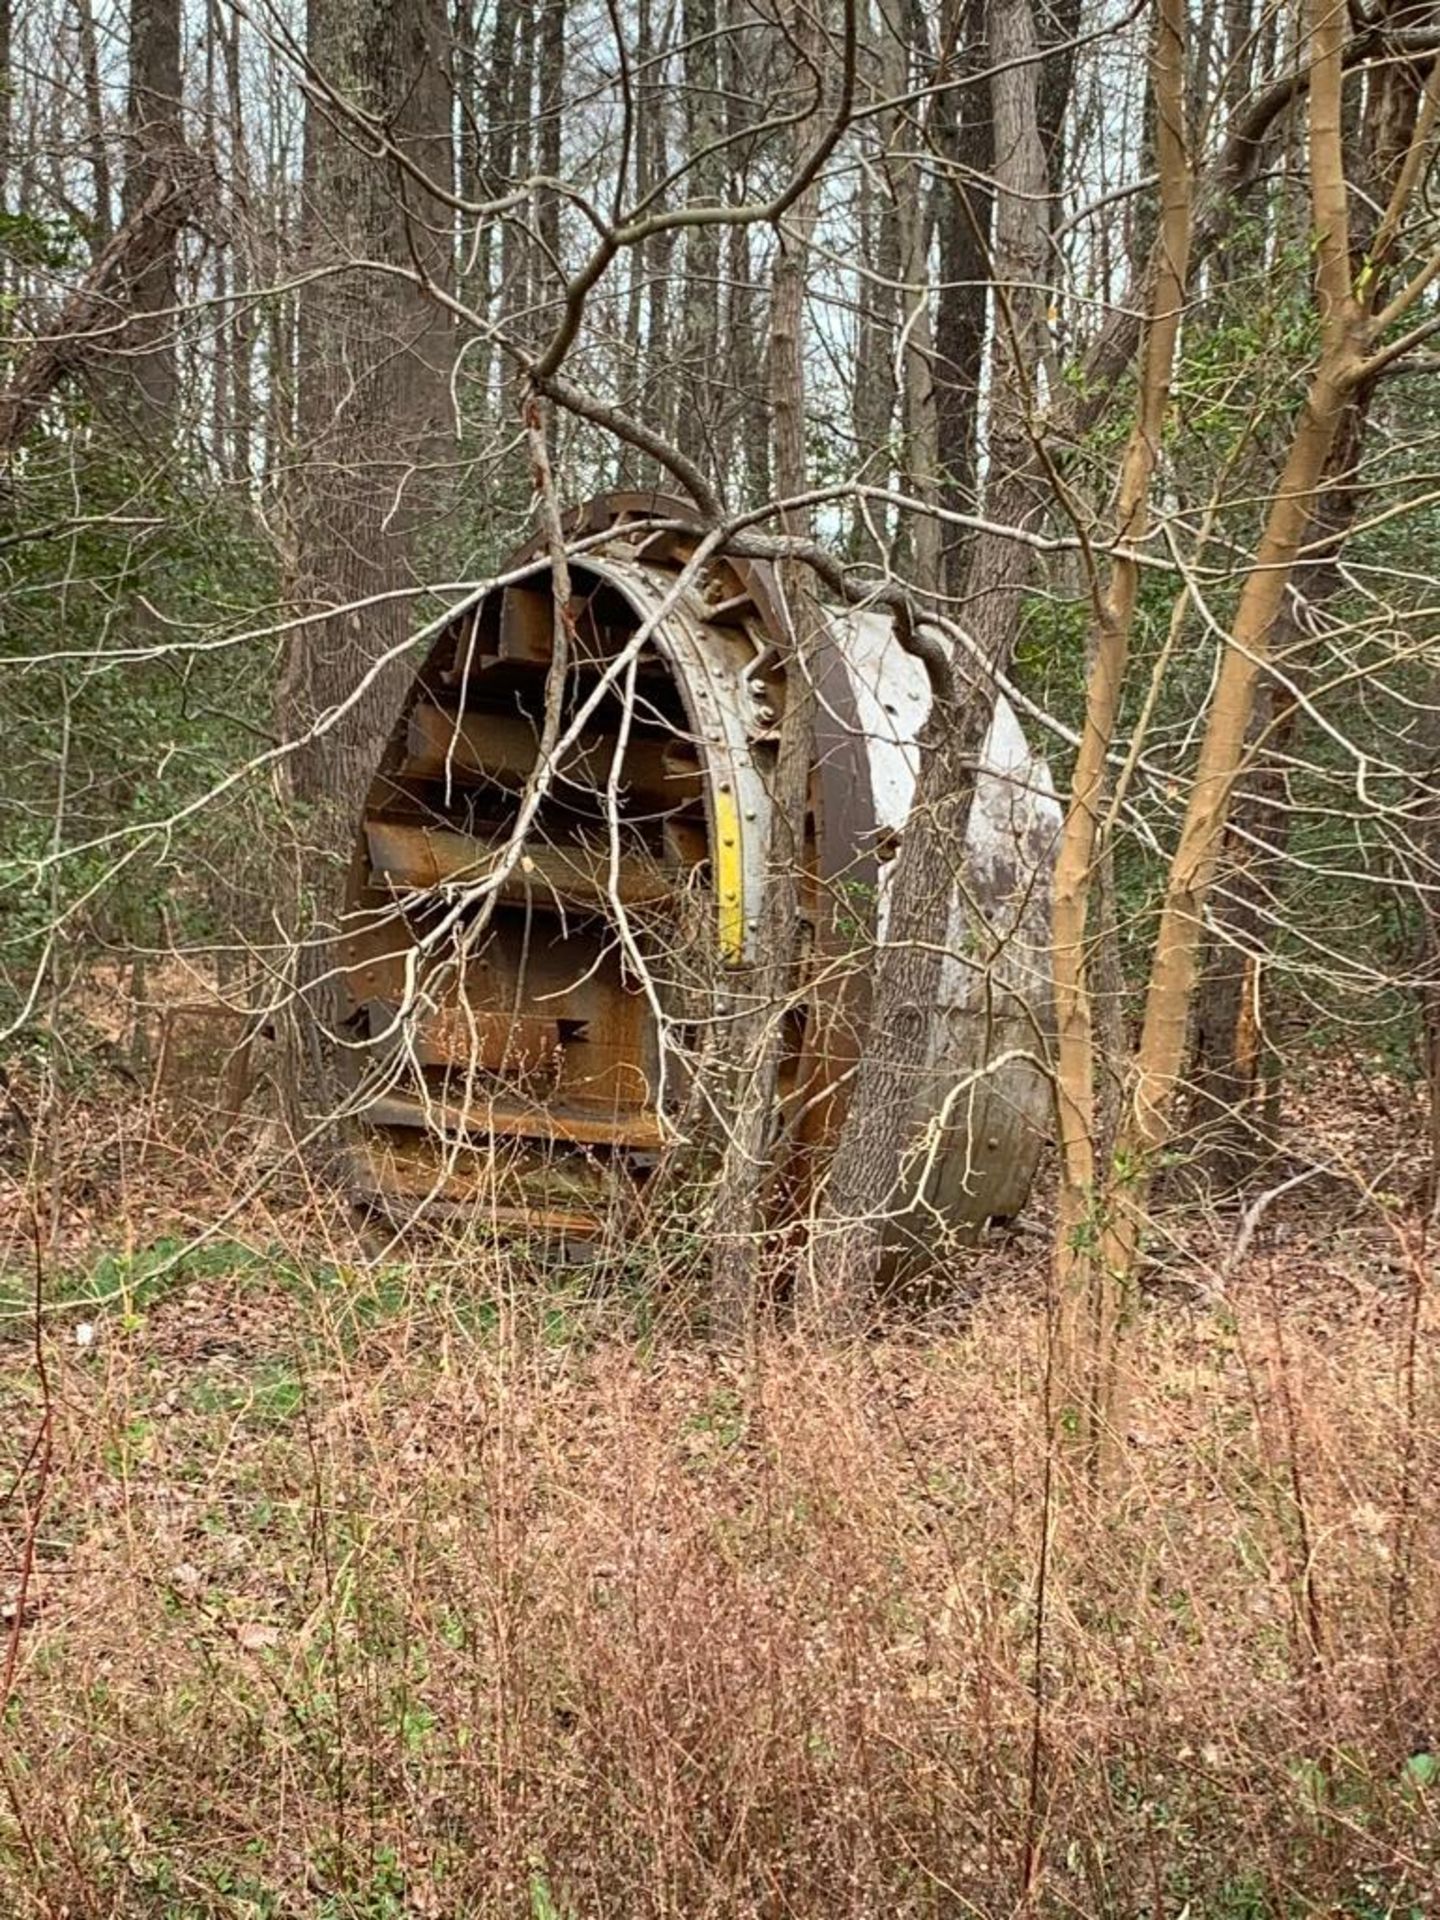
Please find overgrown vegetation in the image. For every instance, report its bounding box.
[3,1188,1437,1919]
[6,0,1440,1909]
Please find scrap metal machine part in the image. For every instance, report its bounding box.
[338,493,1060,1259]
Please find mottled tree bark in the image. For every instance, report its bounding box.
[276,0,455,1118]
[115,0,182,432]
[814,0,1050,1323]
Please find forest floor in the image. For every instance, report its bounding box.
[1,989,1437,1917]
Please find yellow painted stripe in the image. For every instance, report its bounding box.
[712,786,745,965]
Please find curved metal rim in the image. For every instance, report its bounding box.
[533,491,881,905]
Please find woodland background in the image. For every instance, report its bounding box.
[2,0,1440,1912]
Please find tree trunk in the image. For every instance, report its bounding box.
[677,0,722,483]
[1036,0,1082,205]
[711,2,822,1338]
[501,0,535,340]
[813,0,1050,1324]
[218,0,254,484]
[0,168,196,458]
[75,0,113,251]
[114,0,182,433]
[1053,0,1191,1465]
[1185,411,1364,1192]
[1417,684,1440,1214]
[468,0,516,412]
[0,0,8,226]
[258,42,294,492]
[722,0,769,503]
[536,0,565,311]
[277,0,455,1123]
[933,0,992,597]
[1222,0,1254,125]
[1185,19,1432,1188]
[204,18,227,473]
[851,73,899,561]
[640,1,676,461]
[881,0,941,594]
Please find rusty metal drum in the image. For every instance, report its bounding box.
[337,493,1059,1250]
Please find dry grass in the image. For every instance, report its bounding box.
[1,1033,1437,1917]
[2,1183,1437,1919]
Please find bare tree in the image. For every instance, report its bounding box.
[933,0,993,596]
[74,0,113,252]
[676,0,723,483]
[1052,0,1192,1472]
[1187,12,1437,1187]
[1,165,196,457]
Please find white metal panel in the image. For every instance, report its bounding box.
[827,606,1062,1234]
